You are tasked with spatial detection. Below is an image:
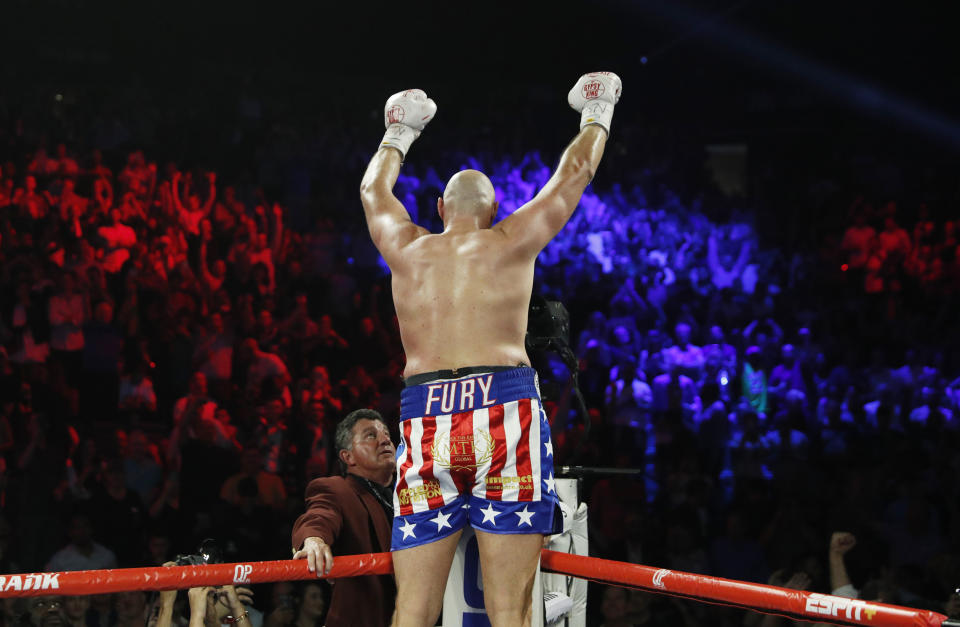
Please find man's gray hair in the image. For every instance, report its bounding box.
[335,409,387,474]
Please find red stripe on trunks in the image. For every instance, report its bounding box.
[396,419,415,516]
[484,404,507,501]
[449,411,477,495]
[418,416,447,511]
[516,398,534,502]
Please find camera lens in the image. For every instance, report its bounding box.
[197,538,222,564]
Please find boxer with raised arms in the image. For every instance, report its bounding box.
[359,73,622,627]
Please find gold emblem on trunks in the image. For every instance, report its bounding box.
[397,481,443,505]
[432,429,495,471]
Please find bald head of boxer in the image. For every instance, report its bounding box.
[438,169,498,228]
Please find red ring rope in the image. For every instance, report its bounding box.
[539,550,949,627]
[0,554,392,597]
[0,551,950,627]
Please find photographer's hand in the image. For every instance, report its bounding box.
[223,584,253,622]
[187,587,212,627]
[152,562,179,627]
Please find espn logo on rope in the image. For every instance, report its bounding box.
[652,569,671,589]
[0,573,60,592]
[805,593,877,621]
[233,564,253,584]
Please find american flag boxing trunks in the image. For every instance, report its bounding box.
[391,367,561,551]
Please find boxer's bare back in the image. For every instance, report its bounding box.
[390,226,534,376]
[361,133,606,378]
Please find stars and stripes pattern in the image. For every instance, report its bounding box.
[394,397,542,516]
[391,368,559,551]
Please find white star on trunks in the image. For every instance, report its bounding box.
[480,503,500,525]
[399,519,417,540]
[431,511,452,532]
[544,473,555,494]
[544,441,553,457]
[515,506,535,527]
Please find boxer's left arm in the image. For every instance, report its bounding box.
[360,89,436,263]
[360,148,427,262]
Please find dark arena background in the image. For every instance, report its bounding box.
[2,0,960,625]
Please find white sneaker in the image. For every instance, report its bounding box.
[544,591,574,624]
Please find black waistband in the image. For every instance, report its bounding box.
[404,365,526,387]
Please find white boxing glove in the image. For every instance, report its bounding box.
[567,72,622,135]
[380,89,437,159]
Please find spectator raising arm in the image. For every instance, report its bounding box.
[203,172,217,214]
[197,222,223,292]
[270,203,284,258]
[145,162,158,205]
[708,234,751,289]
[829,531,858,597]
[171,171,186,213]
[172,171,216,223]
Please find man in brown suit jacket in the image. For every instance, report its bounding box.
[292,409,396,626]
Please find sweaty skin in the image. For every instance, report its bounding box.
[390,172,532,374]
[360,126,607,378]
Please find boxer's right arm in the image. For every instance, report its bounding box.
[496,72,621,257]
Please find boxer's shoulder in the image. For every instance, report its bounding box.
[395,227,507,258]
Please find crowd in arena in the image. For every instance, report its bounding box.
[2,88,960,626]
